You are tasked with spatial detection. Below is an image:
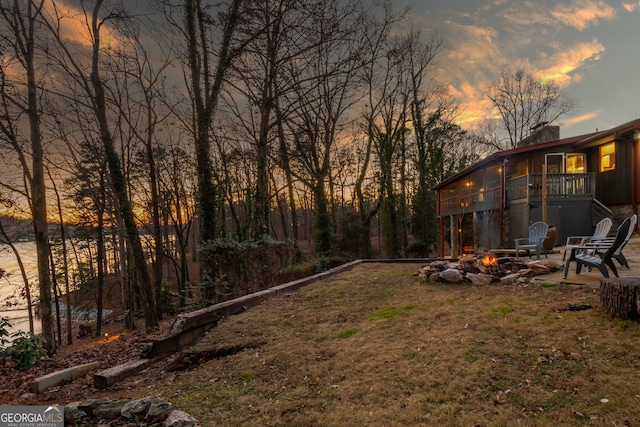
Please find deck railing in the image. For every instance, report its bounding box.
[438,186,501,215]
[507,173,595,202]
[438,173,596,217]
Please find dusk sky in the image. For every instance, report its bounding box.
[404,0,640,138]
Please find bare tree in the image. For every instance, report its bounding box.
[46,166,73,344]
[0,0,55,353]
[280,0,374,255]
[223,0,313,240]
[483,67,576,151]
[41,0,158,329]
[176,0,246,243]
[360,42,409,258]
[107,21,177,320]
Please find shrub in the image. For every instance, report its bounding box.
[199,236,297,304]
[0,317,49,370]
[160,279,178,316]
[314,256,349,273]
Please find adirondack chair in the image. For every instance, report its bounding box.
[515,221,549,259]
[596,214,637,269]
[572,217,631,278]
[562,217,613,261]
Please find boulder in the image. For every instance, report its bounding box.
[94,400,131,420]
[500,272,522,285]
[529,259,563,271]
[121,397,154,419]
[147,398,175,422]
[465,273,491,286]
[440,268,464,283]
[164,410,197,427]
[458,255,478,266]
[64,402,86,424]
[526,263,551,275]
[465,273,496,286]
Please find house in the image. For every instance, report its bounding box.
[432,117,640,257]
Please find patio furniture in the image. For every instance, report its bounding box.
[562,217,613,261]
[596,214,637,269]
[563,217,631,279]
[515,221,549,259]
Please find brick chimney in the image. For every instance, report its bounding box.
[516,123,560,148]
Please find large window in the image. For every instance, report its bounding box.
[566,153,585,173]
[600,142,616,172]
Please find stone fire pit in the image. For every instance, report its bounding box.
[416,254,564,286]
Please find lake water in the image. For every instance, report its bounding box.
[0,241,41,336]
[0,240,112,337]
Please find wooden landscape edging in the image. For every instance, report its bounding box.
[31,361,101,393]
[143,259,366,359]
[95,258,424,388]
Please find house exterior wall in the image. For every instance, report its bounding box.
[508,199,593,246]
[591,141,632,204]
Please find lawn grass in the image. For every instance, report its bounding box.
[138,263,640,426]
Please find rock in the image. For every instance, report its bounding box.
[440,268,464,283]
[530,259,563,271]
[164,410,197,427]
[428,272,441,282]
[78,398,113,417]
[458,255,477,266]
[94,400,131,420]
[526,263,551,275]
[146,398,175,422]
[500,273,521,285]
[518,268,545,278]
[465,273,494,286]
[64,402,87,424]
[430,260,449,269]
[121,396,153,419]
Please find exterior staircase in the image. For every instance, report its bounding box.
[592,198,615,234]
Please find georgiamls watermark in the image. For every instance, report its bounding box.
[0,406,63,427]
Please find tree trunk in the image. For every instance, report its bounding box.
[600,278,640,320]
[48,248,61,346]
[90,0,157,330]
[48,169,72,344]
[185,0,244,243]
[22,0,55,354]
[313,182,332,256]
[96,203,105,337]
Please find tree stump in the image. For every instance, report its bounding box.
[600,277,640,320]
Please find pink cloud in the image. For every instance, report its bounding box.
[551,0,616,30]
[535,40,605,87]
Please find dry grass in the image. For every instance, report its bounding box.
[136,263,640,426]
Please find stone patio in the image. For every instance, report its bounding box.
[538,235,640,288]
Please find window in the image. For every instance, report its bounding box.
[566,154,585,173]
[600,143,616,172]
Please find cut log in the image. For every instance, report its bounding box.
[600,277,640,320]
